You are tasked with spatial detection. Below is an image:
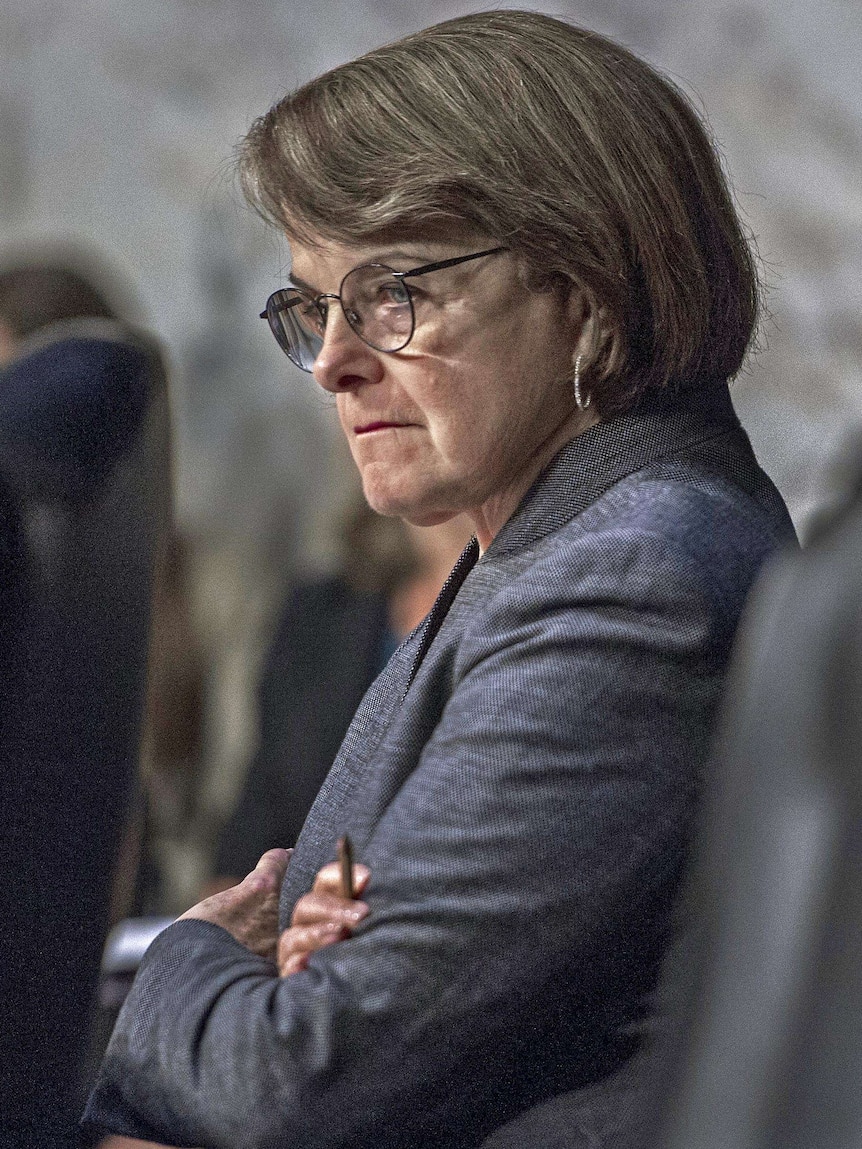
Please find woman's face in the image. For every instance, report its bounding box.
[288,232,594,548]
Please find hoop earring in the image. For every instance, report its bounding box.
[573,355,591,410]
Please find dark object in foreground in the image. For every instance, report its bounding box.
[0,319,170,1148]
[660,467,862,1149]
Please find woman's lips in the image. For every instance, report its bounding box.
[354,421,413,435]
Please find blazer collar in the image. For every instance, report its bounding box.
[483,379,739,561]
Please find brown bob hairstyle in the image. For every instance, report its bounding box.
[239,10,759,417]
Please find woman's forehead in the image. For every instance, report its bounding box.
[287,226,496,281]
[287,238,420,288]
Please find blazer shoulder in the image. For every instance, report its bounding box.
[620,462,794,556]
[456,465,791,666]
[515,463,789,580]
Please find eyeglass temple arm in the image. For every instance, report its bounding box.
[397,246,508,280]
[260,246,508,315]
[260,295,312,319]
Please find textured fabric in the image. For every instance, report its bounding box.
[83,381,795,1149]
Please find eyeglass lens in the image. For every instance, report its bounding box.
[267,265,416,371]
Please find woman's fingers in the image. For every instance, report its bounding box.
[279,863,371,977]
[278,922,350,976]
[278,851,371,976]
[282,921,350,957]
[311,860,371,898]
[291,889,369,927]
[279,951,309,977]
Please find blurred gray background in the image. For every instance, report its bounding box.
[2,0,860,899]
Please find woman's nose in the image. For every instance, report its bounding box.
[312,306,383,393]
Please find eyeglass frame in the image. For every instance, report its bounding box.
[259,245,508,372]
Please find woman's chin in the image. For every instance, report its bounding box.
[361,480,465,528]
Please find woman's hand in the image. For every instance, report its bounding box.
[278,858,370,976]
[177,848,291,963]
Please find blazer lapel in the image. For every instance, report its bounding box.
[404,537,479,696]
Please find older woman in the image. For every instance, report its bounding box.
[85,11,794,1149]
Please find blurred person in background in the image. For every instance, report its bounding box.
[84,12,795,1148]
[131,528,207,916]
[207,499,472,892]
[0,254,169,1148]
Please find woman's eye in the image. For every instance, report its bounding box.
[381,282,411,305]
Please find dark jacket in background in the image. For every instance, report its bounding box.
[215,578,391,875]
[0,320,168,1149]
[84,381,794,1149]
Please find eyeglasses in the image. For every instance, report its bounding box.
[259,246,507,372]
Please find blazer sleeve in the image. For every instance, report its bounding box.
[82,508,753,1149]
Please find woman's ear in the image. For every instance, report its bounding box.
[566,290,619,381]
[566,288,599,372]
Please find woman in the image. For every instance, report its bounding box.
[85,12,794,1148]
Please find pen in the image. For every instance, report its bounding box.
[337,834,354,900]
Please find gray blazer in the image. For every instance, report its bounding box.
[83,382,794,1149]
